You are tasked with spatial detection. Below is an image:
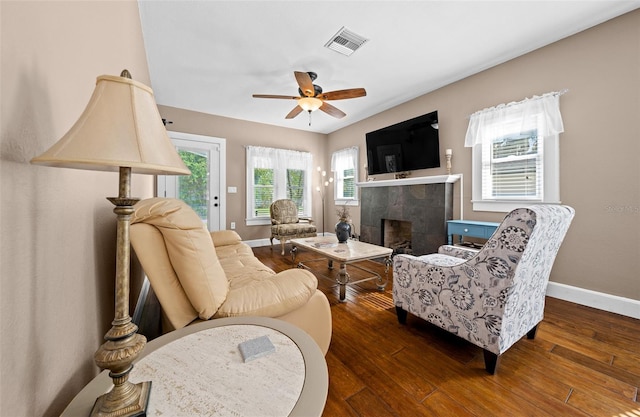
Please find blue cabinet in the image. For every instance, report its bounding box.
[447,220,500,245]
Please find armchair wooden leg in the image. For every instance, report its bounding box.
[527,324,538,339]
[395,307,408,324]
[483,350,501,374]
[280,241,286,256]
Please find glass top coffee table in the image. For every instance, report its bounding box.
[290,236,392,302]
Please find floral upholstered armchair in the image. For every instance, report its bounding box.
[393,205,575,374]
[270,199,317,255]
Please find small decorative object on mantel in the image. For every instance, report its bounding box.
[335,206,352,243]
[445,148,452,175]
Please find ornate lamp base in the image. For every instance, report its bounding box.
[90,380,151,417]
[90,168,151,417]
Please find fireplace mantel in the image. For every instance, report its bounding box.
[356,174,460,188]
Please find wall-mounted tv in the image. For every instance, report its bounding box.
[365,111,440,176]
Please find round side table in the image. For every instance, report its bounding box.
[61,316,328,417]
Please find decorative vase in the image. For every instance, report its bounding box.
[335,220,351,243]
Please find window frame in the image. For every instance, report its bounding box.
[245,146,313,226]
[331,147,360,207]
[472,131,560,213]
[467,92,564,213]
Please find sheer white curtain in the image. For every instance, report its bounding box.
[246,146,312,169]
[465,91,565,212]
[245,146,313,220]
[246,146,276,170]
[464,91,565,147]
[331,146,357,172]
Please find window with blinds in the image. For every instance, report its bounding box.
[341,168,356,198]
[481,130,543,200]
[285,169,306,211]
[253,168,274,217]
[467,92,564,212]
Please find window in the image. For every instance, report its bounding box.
[246,146,312,225]
[483,130,542,200]
[331,147,359,206]
[466,92,564,212]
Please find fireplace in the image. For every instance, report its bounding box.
[358,176,457,256]
[383,219,413,255]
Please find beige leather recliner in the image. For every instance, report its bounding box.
[130,197,332,355]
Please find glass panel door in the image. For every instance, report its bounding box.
[157,133,226,231]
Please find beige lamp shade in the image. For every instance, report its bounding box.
[31,74,190,176]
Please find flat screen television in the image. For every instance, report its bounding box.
[365,111,440,175]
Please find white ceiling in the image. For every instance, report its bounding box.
[138,1,639,134]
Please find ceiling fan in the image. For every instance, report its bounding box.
[252,71,366,123]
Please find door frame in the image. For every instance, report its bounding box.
[156,131,226,231]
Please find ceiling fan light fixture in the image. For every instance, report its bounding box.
[298,97,323,112]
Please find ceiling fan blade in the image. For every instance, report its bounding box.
[319,102,346,119]
[253,94,300,100]
[285,105,303,119]
[294,71,315,97]
[319,88,367,100]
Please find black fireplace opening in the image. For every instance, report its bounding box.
[382,219,413,256]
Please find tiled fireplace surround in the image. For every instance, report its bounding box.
[358,176,458,256]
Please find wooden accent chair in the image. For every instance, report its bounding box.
[393,205,575,374]
[269,199,317,255]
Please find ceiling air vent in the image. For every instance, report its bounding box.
[325,27,368,56]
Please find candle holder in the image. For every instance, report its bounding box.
[445,149,452,175]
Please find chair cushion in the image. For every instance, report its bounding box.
[215,269,318,318]
[417,253,467,267]
[271,223,317,237]
[132,198,229,320]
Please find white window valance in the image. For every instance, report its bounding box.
[464,91,566,148]
[331,146,358,172]
[246,146,311,169]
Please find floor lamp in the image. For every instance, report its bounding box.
[316,167,333,235]
[31,70,190,416]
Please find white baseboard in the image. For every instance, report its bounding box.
[546,282,640,319]
[245,238,271,248]
[243,240,640,320]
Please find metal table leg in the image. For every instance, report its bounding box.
[337,262,350,302]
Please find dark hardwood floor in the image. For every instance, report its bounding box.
[253,245,640,417]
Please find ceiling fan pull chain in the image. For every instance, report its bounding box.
[308,111,312,126]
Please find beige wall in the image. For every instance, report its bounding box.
[329,10,640,301]
[1,1,154,416]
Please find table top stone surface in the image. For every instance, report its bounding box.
[129,324,305,416]
[291,236,392,262]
